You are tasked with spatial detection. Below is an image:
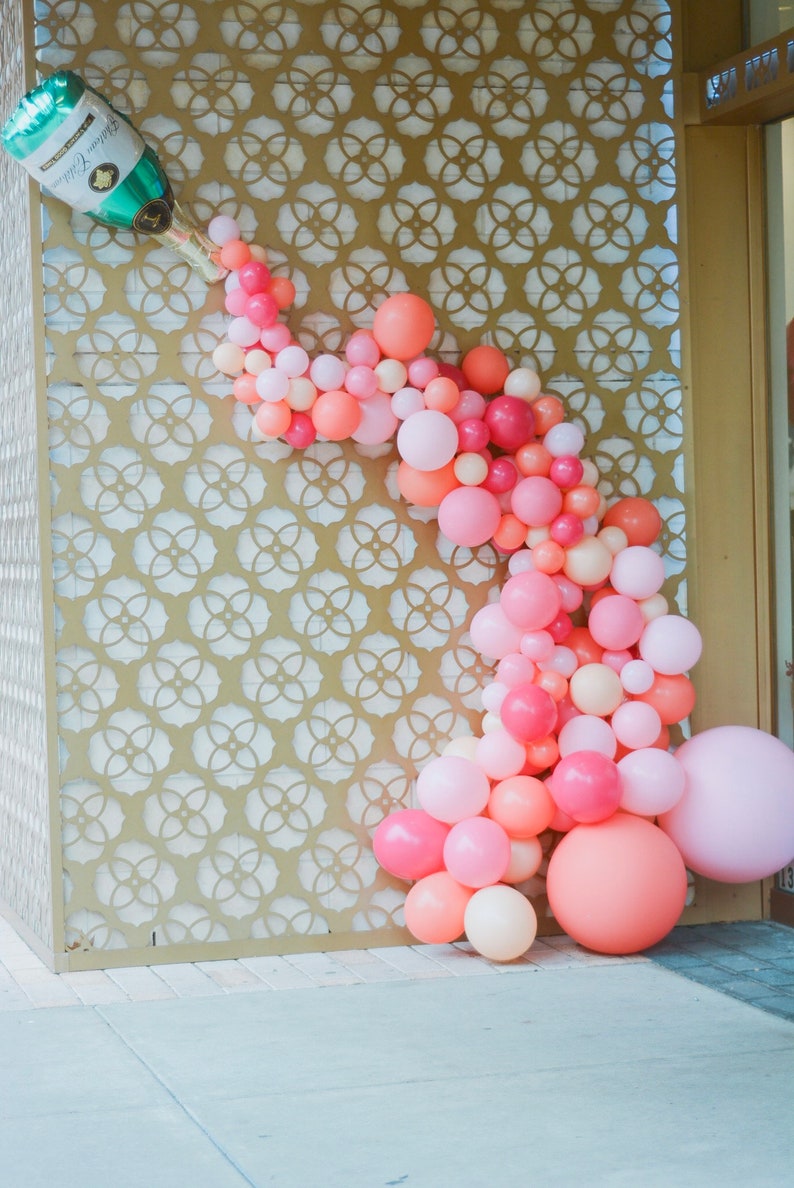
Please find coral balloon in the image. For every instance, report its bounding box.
[404,872,473,943]
[461,344,511,394]
[464,885,538,960]
[372,292,436,360]
[658,726,794,881]
[603,497,662,546]
[487,774,556,837]
[397,460,459,507]
[635,672,696,725]
[372,809,450,881]
[546,815,688,954]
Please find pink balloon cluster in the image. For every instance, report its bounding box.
[211,218,794,959]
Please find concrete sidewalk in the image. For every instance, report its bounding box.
[1,922,793,1187]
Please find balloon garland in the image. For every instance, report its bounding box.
[209,215,794,961]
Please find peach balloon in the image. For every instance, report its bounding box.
[488,774,556,837]
[463,885,538,960]
[569,663,624,716]
[404,872,473,943]
[502,836,544,883]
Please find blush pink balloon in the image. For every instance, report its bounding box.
[609,546,666,600]
[610,700,663,750]
[475,730,528,780]
[618,747,686,816]
[658,726,794,882]
[557,714,618,758]
[443,817,512,888]
[397,409,459,470]
[470,603,525,659]
[351,392,399,444]
[639,615,703,675]
[416,755,491,824]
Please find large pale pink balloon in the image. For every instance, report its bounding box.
[658,726,794,882]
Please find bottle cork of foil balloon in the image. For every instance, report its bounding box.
[1,70,227,284]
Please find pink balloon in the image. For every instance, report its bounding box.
[391,386,425,420]
[474,729,527,780]
[496,652,537,688]
[610,700,663,750]
[350,392,399,444]
[549,750,622,824]
[344,364,379,399]
[557,714,617,758]
[620,658,656,694]
[511,476,564,527]
[639,615,703,675]
[443,817,512,888]
[470,603,524,659]
[500,682,557,743]
[588,594,645,651]
[345,330,381,367]
[372,809,450,881]
[658,726,794,881]
[609,546,666,600]
[618,748,686,816]
[438,486,502,548]
[310,353,346,391]
[415,755,491,824]
[500,570,562,631]
[397,409,459,470]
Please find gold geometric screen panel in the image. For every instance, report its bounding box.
[24,0,683,967]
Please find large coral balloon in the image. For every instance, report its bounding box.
[372,292,436,360]
[546,814,688,954]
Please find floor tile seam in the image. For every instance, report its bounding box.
[645,963,794,1022]
[92,1005,260,1186]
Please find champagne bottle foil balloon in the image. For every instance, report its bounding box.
[1,71,227,283]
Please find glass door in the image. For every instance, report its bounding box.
[765,117,794,921]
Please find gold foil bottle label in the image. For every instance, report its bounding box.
[133,197,173,234]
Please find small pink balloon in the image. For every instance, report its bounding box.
[639,615,703,675]
[350,392,399,444]
[497,652,537,688]
[438,486,502,548]
[620,659,656,694]
[443,817,512,888]
[416,755,491,824]
[557,714,617,758]
[588,594,646,651]
[618,748,686,817]
[310,354,347,392]
[391,386,425,420]
[397,409,458,470]
[345,365,379,400]
[500,570,562,632]
[407,357,440,389]
[610,699,662,750]
[470,603,524,659]
[449,390,487,423]
[500,683,558,743]
[260,323,292,352]
[474,729,527,780]
[511,476,564,527]
[345,330,381,367]
[610,546,666,600]
[373,809,450,881]
[549,750,622,824]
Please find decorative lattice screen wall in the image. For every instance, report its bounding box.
[0,0,684,969]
